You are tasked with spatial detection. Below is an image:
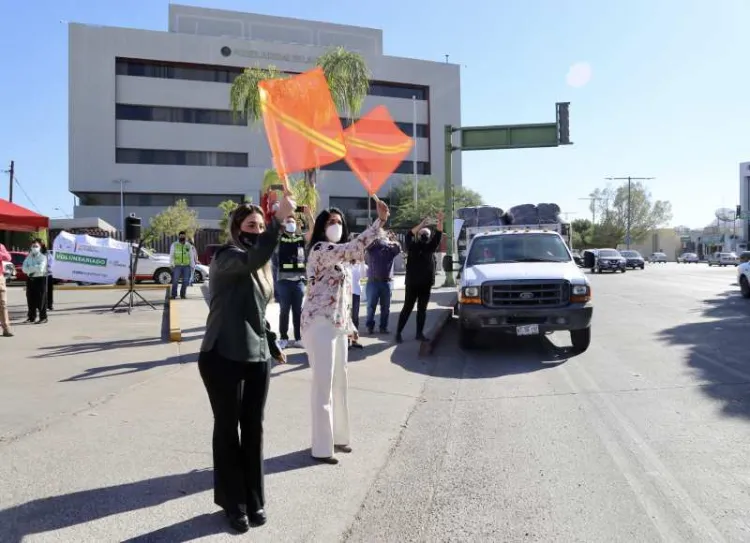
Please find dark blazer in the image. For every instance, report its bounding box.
[404,230,443,287]
[200,220,283,363]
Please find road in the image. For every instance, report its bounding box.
[1,264,749,542]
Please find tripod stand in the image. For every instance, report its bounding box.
[112,239,157,314]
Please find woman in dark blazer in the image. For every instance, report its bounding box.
[198,196,294,533]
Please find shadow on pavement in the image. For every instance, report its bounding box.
[658,289,750,420]
[59,352,199,382]
[35,334,200,359]
[0,449,318,542]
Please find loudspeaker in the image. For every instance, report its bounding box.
[125,214,142,242]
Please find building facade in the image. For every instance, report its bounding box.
[69,4,462,230]
[740,161,750,243]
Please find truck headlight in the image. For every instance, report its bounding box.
[464,286,479,298]
[570,284,591,303]
[460,286,481,304]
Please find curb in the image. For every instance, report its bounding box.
[418,295,457,357]
[166,289,181,342]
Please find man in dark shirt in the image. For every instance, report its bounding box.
[364,232,401,334]
[396,211,444,343]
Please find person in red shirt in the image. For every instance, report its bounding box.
[0,242,13,337]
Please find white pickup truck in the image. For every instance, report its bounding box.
[445,227,593,352]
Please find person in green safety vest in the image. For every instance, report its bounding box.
[273,208,313,348]
[169,231,197,299]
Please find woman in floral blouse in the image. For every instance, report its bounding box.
[301,197,390,463]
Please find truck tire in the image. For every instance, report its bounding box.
[741,276,750,299]
[570,327,591,353]
[458,324,477,350]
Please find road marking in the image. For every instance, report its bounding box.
[563,361,727,542]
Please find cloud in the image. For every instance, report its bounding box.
[566,62,592,88]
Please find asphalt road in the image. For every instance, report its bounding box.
[2,264,749,542]
[346,263,750,543]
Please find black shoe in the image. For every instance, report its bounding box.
[180,295,186,299]
[335,444,353,453]
[395,333,403,344]
[224,509,250,533]
[349,341,364,350]
[366,327,374,334]
[312,455,339,465]
[24,318,34,324]
[36,318,48,324]
[249,509,267,527]
[416,334,429,341]
[48,307,54,311]
[379,328,390,334]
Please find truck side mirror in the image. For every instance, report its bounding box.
[583,251,595,268]
[442,255,453,272]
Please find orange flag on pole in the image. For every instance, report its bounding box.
[343,106,414,195]
[259,67,346,180]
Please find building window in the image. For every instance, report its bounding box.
[115,58,429,100]
[339,117,428,138]
[116,104,247,126]
[116,148,248,167]
[76,192,243,207]
[321,159,430,175]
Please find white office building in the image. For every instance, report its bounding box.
[69,4,462,230]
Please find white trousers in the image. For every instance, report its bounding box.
[301,317,351,458]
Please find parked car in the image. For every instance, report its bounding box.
[9,251,28,280]
[620,250,645,269]
[570,249,584,267]
[739,251,750,264]
[199,244,222,266]
[739,259,750,298]
[707,252,739,267]
[648,252,668,264]
[677,252,700,263]
[132,246,210,284]
[591,248,627,274]
[3,261,15,280]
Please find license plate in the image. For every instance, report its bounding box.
[516,324,539,336]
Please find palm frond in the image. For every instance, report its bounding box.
[229,65,287,123]
[316,47,371,120]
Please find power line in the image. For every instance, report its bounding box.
[12,175,41,212]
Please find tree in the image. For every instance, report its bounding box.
[146,199,200,241]
[390,176,483,227]
[571,218,594,249]
[217,199,240,243]
[230,47,371,188]
[28,229,49,246]
[588,182,672,247]
[262,169,319,215]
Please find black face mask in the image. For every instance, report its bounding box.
[419,234,430,243]
[239,233,259,246]
[179,237,186,243]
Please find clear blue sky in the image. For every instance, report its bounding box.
[1,0,747,228]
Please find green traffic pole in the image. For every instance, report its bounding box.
[443,124,456,288]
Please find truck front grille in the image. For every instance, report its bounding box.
[482,280,568,308]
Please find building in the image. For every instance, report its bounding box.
[740,161,750,243]
[69,4,462,231]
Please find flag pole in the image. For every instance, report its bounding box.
[412,95,418,206]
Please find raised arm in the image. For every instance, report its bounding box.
[426,211,445,252]
[213,220,283,278]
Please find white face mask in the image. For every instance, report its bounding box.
[30,246,40,253]
[326,224,343,243]
[285,222,297,233]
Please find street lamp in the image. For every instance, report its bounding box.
[112,179,130,232]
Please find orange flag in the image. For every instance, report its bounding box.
[259,67,346,180]
[343,106,414,195]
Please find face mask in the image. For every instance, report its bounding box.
[326,224,343,243]
[239,232,259,246]
[285,222,297,233]
[179,237,186,243]
[31,246,40,254]
[419,233,430,243]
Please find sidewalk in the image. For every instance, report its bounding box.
[0,283,456,542]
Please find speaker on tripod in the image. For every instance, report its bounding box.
[112,214,156,314]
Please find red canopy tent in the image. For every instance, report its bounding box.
[0,198,49,232]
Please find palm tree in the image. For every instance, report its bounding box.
[229,46,371,191]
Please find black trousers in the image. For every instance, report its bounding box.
[47,275,54,309]
[26,277,47,321]
[198,350,272,513]
[397,284,432,336]
[351,294,361,330]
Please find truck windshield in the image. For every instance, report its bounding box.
[466,233,571,266]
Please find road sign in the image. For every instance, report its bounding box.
[460,123,558,151]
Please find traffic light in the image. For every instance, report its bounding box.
[556,102,570,145]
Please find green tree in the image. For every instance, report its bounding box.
[390,176,483,227]
[146,199,200,241]
[262,168,320,215]
[571,218,594,249]
[217,199,240,243]
[588,182,672,247]
[230,47,371,188]
[28,229,49,246]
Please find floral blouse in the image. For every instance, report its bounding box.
[301,218,384,333]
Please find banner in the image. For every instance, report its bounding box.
[52,231,131,284]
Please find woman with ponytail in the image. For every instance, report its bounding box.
[301,196,390,464]
[198,196,294,533]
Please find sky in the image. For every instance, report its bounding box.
[1,0,748,228]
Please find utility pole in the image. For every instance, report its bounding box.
[605,176,654,249]
[561,212,577,221]
[578,196,600,225]
[7,161,13,202]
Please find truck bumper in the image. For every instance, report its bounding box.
[459,303,593,333]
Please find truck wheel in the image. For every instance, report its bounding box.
[458,324,477,350]
[570,327,591,353]
[620,268,626,273]
[741,276,750,299]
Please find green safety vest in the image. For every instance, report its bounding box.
[173,243,192,266]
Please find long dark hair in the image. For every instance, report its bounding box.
[308,207,350,249]
[226,203,273,298]
[31,237,48,255]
